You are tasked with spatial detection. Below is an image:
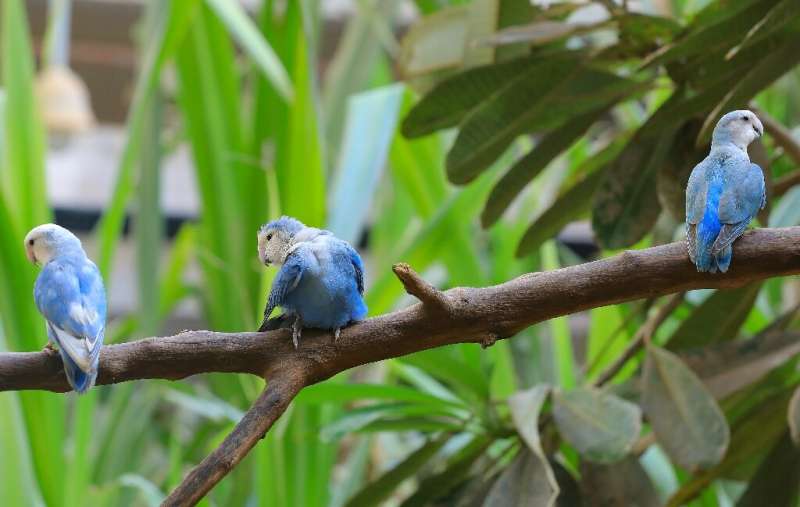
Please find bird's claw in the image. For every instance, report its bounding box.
[292,317,303,350]
[334,328,341,343]
[42,342,58,356]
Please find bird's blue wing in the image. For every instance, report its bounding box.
[686,159,711,225]
[34,257,106,372]
[345,243,365,295]
[713,162,765,253]
[263,253,306,320]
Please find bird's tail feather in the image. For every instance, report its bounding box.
[693,193,722,273]
[60,349,97,394]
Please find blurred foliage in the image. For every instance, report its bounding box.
[0,0,800,506]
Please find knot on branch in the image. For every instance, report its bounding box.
[392,263,453,316]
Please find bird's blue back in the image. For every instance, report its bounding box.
[34,254,106,392]
[280,235,367,329]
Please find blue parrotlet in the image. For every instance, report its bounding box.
[25,224,106,393]
[257,216,367,348]
[686,110,766,273]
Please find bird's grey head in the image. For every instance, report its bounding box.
[712,110,763,152]
[258,216,305,266]
[24,223,84,266]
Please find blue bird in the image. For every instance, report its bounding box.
[686,110,766,273]
[25,224,106,393]
[257,216,367,348]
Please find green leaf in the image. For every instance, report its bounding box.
[679,330,800,400]
[399,435,490,507]
[790,386,800,446]
[343,435,449,507]
[1,0,49,230]
[118,474,165,507]
[591,129,675,249]
[507,385,560,505]
[204,0,293,100]
[643,345,730,471]
[296,381,464,408]
[515,139,625,256]
[328,84,405,244]
[447,60,641,184]
[667,283,761,351]
[698,36,800,143]
[401,55,538,138]
[725,0,800,59]
[667,388,792,506]
[481,107,609,227]
[579,457,660,507]
[483,448,559,507]
[734,431,800,507]
[551,387,642,464]
[642,0,777,68]
[94,0,197,278]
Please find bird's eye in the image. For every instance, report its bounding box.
[266,234,273,241]
[28,239,34,246]
[741,115,749,122]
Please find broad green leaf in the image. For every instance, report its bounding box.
[667,283,761,351]
[515,140,624,256]
[401,55,538,138]
[591,128,675,249]
[643,345,730,471]
[481,107,608,227]
[698,36,800,143]
[483,448,559,507]
[328,84,405,244]
[734,431,800,507]
[790,386,800,446]
[679,330,800,400]
[579,458,660,507]
[552,387,642,464]
[725,0,800,59]
[507,385,559,506]
[643,0,777,68]
[204,0,292,99]
[343,435,449,507]
[447,61,641,184]
[667,388,791,506]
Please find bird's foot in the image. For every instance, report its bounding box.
[334,328,341,343]
[292,317,303,349]
[480,333,499,349]
[42,342,58,356]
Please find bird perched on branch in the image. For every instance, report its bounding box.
[686,110,766,273]
[25,224,106,393]
[257,216,367,348]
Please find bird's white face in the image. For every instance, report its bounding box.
[257,227,293,266]
[24,224,78,266]
[715,110,763,151]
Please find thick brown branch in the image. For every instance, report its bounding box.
[162,370,306,507]
[4,227,800,393]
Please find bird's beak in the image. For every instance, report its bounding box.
[753,125,763,137]
[25,245,37,265]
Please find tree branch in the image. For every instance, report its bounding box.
[3,227,800,504]
[162,370,307,507]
